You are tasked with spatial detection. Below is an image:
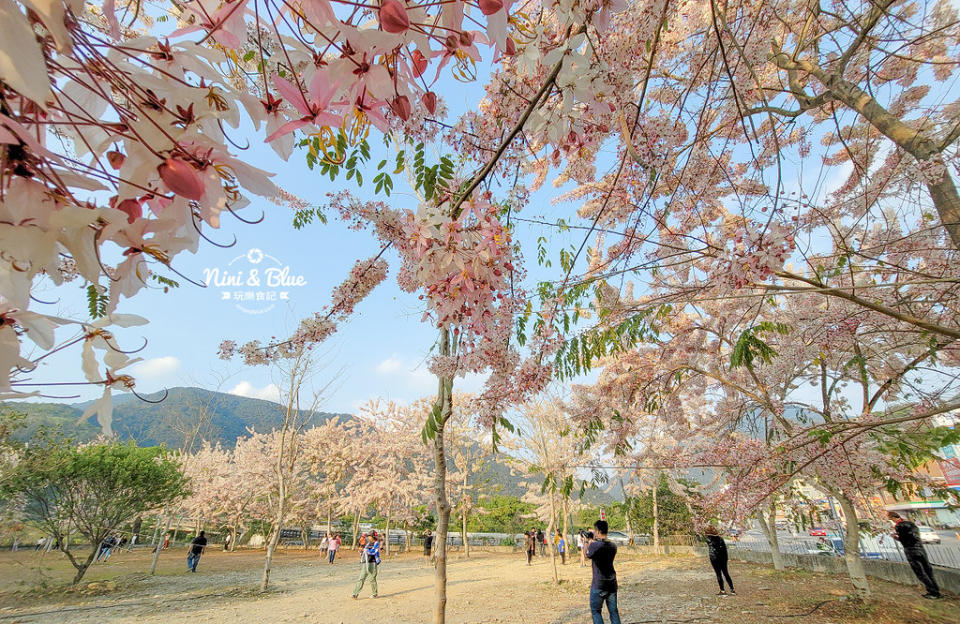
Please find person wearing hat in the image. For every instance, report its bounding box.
[352,532,381,599]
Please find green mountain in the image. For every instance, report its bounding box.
[2,387,348,449]
[2,387,613,504]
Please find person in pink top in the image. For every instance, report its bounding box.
[327,533,341,564]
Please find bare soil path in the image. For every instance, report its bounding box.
[0,549,957,623]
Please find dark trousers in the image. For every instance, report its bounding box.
[905,548,940,596]
[710,556,734,592]
[527,549,534,564]
[328,549,337,563]
[589,588,622,624]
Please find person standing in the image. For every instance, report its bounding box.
[187,531,207,573]
[558,534,567,565]
[98,535,115,562]
[525,531,536,566]
[423,529,433,559]
[704,526,735,595]
[352,532,380,599]
[536,528,545,557]
[889,512,941,599]
[328,533,341,564]
[585,520,621,624]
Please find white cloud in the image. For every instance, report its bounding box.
[373,355,486,399]
[375,355,405,374]
[228,381,282,403]
[130,356,181,380]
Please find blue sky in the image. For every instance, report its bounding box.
[22,52,591,415]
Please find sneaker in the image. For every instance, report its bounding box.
[922,593,942,600]
[729,590,736,595]
[717,590,726,596]
[352,595,358,600]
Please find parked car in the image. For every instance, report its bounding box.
[808,527,827,537]
[918,526,941,544]
[605,531,631,546]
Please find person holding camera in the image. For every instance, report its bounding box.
[585,520,621,624]
[352,532,381,599]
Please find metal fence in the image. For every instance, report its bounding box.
[730,535,960,569]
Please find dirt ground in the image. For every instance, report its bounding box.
[0,547,958,624]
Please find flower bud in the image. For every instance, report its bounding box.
[379,0,410,34]
[478,0,503,15]
[158,158,205,201]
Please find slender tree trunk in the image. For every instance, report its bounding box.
[230,526,238,552]
[352,512,360,548]
[326,508,332,535]
[70,547,99,584]
[432,328,454,624]
[547,492,559,584]
[149,511,173,575]
[150,512,162,547]
[652,478,661,556]
[386,506,392,557]
[756,501,784,571]
[461,505,469,557]
[772,52,960,249]
[619,477,633,547]
[261,497,285,591]
[562,497,569,555]
[263,411,293,592]
[172,514,183,543]
[835,492,871,599]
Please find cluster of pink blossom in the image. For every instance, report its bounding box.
[219,255,388,365]
[1,0,518,403]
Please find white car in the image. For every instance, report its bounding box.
[918,526,941,544]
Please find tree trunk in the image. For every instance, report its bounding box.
[386,506,392,557]
[756,501,784,571]
[261,503,285,591]
[230,525,238,552]
[262,413,292,592]
[431,328,454,624]
[326,508,332,535]
[149,512,162,547]
[562,497,569,555]
[70,547,99,584]
[149,511,173,575]
[835,492,871,599]
[351,512,360,548]
[772,53,960,249]
[301,527,309,550]
[619,477,633,547]
[547,492,559,584]
[652,478,661,556]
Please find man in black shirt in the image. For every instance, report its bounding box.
[585,520,622,624]
[187,531,207,573]
[423,530,434,559]
[888,512,940,598]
